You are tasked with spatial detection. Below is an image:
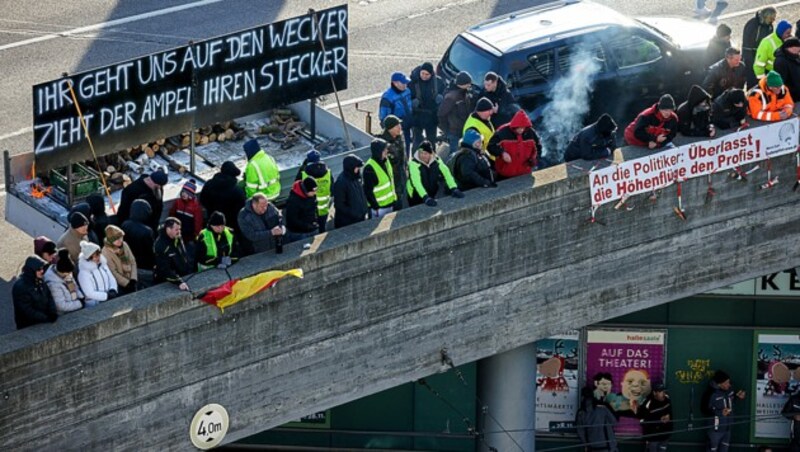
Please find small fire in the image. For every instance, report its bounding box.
[31,183,51,199]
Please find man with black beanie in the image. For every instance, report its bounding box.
[363,139,398,218]
[565,113,618,162]
[195,211,239,271]
[200,161,246,234]
[57,212,90,264]
[408,61,445,148]
[706,370,746,452]
[285,177,320,238]
[438,70,474,154]
[624,94,679,149]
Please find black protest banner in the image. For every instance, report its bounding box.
[32,5,348,171]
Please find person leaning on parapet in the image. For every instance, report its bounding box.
[237,193,286,257]
[153,217,192,291]
[463,97,495,158]
[285,177,320,240]
[363,139,398,219]
[295,150,333,233]
[564,114,618,163]
[487,110,541,179]
[195,211,239,272]
[478,71,520,128]
[743,7,777,88]
[755,20,793,81]
[781,388,800,451]
[624,94,679,150]
[406,140,463,207]
[102,225,138,294]
[117,169,167,232]
[678,85,716,137]
[706,24,732,70]
[408,61,445,148]
[452,128,495,190]
[200,161,246,234]
[773,37,800,100]
[634,383,673,452]
[243,138,280,201]
[703,47,746,99]
[44,249,84,315]
[711,88,748,129]
[747,70,794,121]
[575,386,619,452]
[121,199,156,283]
[706,370,746,452]
[378,115,408,206]
[438,70,475,155]
[333,155,368,229]
[13,255,57,329]
[379,71,414,154]
[77,240,119,307]
[58,211,90,264]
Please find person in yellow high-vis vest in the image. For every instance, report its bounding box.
[362,139,397,218]
[243,139,280,200]
[296,150,333,232]
[195,211,239,272]
[463,97,496,159]
[406,141,463,207]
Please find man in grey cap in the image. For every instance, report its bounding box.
[439,70,475,155]
[117,169,168,231]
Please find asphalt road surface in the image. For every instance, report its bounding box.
[1,0,798,334]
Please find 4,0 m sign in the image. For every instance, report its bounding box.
[189,403,229,449]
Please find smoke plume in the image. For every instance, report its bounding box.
[540,44,601,163]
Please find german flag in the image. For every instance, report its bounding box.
[200,269,303,311]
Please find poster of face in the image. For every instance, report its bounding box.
[536,332,580,433]
[752,332,800,440]
[585,329,666,436]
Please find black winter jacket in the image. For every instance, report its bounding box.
[86,193,111,244]
[153,227,192,284]
[200,171,246,233]
[408,65,445,128]
[564,114,617,162]
[774,46,800,100]
[454,146,493,190]
[677,85,714,137]
[117,175,163,232]
[637,395,673,442]
[438,86,473,135]
[13,269,57,329]
[478,77,520,127]
[703,59,747,99]
[333,156,368,228]
[285,181,319,233]
[712,88,748,129]
[121,199,156,271]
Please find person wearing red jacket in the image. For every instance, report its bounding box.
[169,179,204,243]
[487,110,541,179]
[624,94,679,149]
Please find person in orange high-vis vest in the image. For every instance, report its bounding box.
[747,70,794,122]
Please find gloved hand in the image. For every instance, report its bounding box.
[412,99,421,109]
[424,196,438,207]
[435,94,443,104]
[107,289,118,300]
[126,280,138,292]
[451,188,464,199]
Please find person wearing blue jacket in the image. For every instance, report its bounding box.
[380,71,414,154]
[564,114,618,162]
[706,370,746,452]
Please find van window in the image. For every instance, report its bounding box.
[511,49,554,89]
[557,43,607,75]
[443,36,497,83]
[606,34,662,69]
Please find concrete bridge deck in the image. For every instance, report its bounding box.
[2,136,800,450]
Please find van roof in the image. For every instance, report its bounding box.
[464,0,633,54]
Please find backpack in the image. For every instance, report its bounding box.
[447,148,467,181]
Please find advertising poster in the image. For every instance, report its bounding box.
[536,332,580,433]
[586,329,666,436]
[752,332,800,441]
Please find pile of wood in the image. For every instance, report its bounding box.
[80,121,245,192]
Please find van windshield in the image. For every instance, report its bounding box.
[443,36,498,83]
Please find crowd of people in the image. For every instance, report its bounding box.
[12,7,800,333]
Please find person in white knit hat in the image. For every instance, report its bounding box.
[77,240,118,307]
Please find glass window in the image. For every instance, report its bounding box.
[557,42,608,75]
[509,49,554,89]
[443,36,497,83]
[606,34,662,69]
